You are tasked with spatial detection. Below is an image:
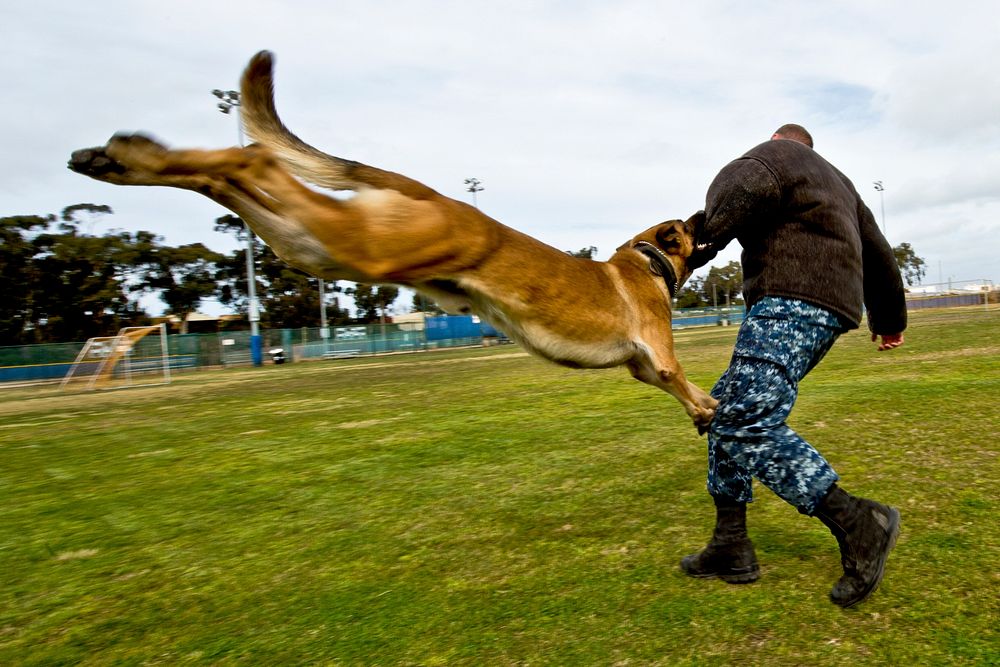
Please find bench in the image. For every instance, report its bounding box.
[323,349,362,359]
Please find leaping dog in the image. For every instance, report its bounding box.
[69,50,717,428]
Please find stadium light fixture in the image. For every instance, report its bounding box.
[464,177,484,209]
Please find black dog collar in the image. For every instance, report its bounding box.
[633,241,679,297]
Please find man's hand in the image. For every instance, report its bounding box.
[872,332,904,351]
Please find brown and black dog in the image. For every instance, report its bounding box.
[69,51,716,428]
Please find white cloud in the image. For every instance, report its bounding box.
[881,47,1000,145]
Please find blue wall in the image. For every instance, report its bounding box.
[425,316,482,341]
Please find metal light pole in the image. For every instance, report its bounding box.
[213,88,263,366]
[873,181,886,236]
[318,278,329,353]
[464,177,484,208]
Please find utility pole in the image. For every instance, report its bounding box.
[213,88,263,366]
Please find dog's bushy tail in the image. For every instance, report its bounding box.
[240,50,438,199]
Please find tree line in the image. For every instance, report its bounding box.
[0,205,399,346]
[1,205,928,346]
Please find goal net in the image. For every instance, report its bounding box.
[60,324,171,390]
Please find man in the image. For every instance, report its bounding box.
[682,124,906,607]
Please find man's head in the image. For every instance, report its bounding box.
[771,123,813,148]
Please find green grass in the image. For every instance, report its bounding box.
[1,307,998,665]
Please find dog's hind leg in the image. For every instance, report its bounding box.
[70,134,269,192]
[70,134,499,283]
[69,136,355,277]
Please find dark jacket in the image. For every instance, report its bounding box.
[697,139,906,334]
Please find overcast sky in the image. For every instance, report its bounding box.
[4,1,998,315]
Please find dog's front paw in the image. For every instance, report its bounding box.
[693,407,716,436]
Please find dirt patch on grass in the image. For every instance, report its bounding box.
[127,449,173,458]
[336,418,400,429]
[56,549,98,561]
[907,345,1000,363]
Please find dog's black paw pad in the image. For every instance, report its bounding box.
[68,148,126,176]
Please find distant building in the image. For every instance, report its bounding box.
[154,313,244,334]
[393,312,428,332]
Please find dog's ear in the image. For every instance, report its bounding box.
[655,220,687,255]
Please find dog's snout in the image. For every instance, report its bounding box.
[686,210,707,237]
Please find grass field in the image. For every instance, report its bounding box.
[1,307,998,665]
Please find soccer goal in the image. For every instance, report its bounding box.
[60,324,171,391]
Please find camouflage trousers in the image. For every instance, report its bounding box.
[707,297,847,514]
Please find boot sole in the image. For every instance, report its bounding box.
[719,568,761,584]
[837,506,901,608]
[681,562,761,584]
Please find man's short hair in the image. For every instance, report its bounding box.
[772,123,814,148]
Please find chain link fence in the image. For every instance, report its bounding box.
[0,317,500,385]
[3,291,995,386]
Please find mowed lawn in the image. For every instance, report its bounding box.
[0,307,997,665]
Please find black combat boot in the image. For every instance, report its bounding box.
[681,495,760,584]
[813,484,900,607]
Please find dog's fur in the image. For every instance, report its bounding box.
[69,51,717,428]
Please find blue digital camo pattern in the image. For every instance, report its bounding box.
[707,297,848,514]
